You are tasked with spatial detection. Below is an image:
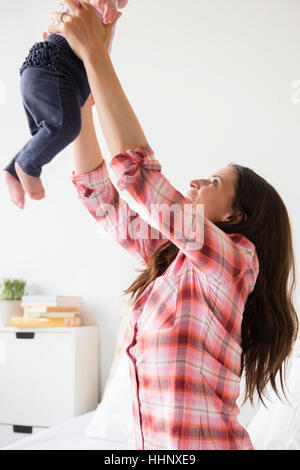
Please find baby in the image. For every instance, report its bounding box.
[4,0,128,209]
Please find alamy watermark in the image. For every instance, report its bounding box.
[95,200,205,251]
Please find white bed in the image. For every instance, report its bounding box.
[3,354,300,450]
[3,308,300,451]
[3,374,300,450]
[3,411,135,451]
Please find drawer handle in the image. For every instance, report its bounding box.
[13,425,33,434]
[16,332,35,339]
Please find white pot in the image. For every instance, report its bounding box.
[0,300,23,327]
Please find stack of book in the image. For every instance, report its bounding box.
[10,295,83,328]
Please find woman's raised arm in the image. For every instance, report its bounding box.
[83,51,148,157]
[70,58,166,265]
[71,97,167,265]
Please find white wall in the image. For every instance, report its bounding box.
[0,0,299,400]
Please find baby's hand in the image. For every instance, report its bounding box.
[91,0,119,24]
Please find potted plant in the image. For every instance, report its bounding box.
[0,279,27,326]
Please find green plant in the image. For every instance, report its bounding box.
[0,279,27,301]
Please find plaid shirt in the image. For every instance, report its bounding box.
[72,144,259,450]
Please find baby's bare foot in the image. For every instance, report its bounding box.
[15,162,45,200]
[4,171,25,209]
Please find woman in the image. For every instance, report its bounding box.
[48,0,298,450]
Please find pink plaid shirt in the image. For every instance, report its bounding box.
[72,144,259,450]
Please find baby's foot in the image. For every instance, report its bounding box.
[4,171,25,209]
[15,162,45,200]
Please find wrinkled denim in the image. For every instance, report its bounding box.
[4,34,90,180]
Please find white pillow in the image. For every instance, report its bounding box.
[85,352,135,445]
[246,350,300,450]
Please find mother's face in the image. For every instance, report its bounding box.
[187,167,240,223]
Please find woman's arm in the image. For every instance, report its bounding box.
[72,94,104,174]
[83,52,148,157]
[71,80,166,265]
[71,155,166,265]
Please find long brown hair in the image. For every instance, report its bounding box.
[124,163,298,406]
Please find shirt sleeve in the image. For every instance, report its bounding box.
[109,143,258,284]
[71,159,167,265]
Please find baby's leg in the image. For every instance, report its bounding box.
[13,67,82,200]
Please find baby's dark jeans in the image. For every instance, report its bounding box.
[4,34,91,180]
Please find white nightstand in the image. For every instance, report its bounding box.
[0,326,99,448]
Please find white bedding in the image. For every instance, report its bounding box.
[4,342,300,450]
[2,412,136,451]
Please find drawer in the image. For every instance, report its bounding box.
[0,423,46,449]
[0,331,74,426]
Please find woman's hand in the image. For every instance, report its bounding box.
[48,0,122,62]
